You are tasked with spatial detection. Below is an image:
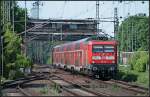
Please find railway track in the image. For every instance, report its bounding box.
[32,65,112,96]
[33,70,108,96]
[33,64,149,96]
[17,85,32,96]
[95,79,149,96]
[2,73,46,96]
[109,79,149,94]
[3,64,149,96]
[2,87,28,96]
[48,74,111,96]
[110,79,148,91]
[48,66,149,96]
[2,73,45,89]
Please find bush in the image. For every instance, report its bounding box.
[127,51,141,70]
[127,50,149,72]
[138,74,148,84]
[134,58,146,72]
[15,54,32,68]
[8,70,24,80]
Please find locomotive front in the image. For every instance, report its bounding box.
[89,41,118,78]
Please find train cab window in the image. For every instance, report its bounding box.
[92,45,103,52]
[104,45,114,52]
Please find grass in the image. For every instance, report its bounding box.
[46,57,52,64]
[111,84,120,92]
[39,83,61,96]
[117,65,149,88]
[40,86,49,94]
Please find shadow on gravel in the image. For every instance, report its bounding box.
[114,71,138,82]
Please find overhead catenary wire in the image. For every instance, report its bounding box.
[71,4,95,19]
[58,1,67,41]
[59,1,67,19]
[126,2,129,52]
[25,0,27,56]
[98,1,119,38]
[96,0,100,34]
[134,1,137,51]
[99,1,109,29]
[128,2,131,52]
[121,1,125,51]
[120,4,124,63]
[73,1,113,19]
[12,0,15,33]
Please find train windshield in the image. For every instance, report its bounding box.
[104,45,114,52]
[92,45,103,52]
[92,45,114,53]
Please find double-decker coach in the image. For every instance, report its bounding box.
[52,36,118,78]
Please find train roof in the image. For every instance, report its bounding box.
[53,35,116,48]
[53,38,89,48]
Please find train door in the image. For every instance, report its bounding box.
[75,51,80,66]
[64,52,67,65]
[79,51,82,66]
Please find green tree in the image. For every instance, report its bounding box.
[3,23,20,78]
[13,2,28,33]
[118,14,149,51]
[2,1,32,79]
[8,1,29,33]
[3,24,32,79]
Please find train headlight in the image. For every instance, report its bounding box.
[106,56,114,60]
[92,56,101,60]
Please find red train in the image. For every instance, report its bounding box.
[52,37,118,78]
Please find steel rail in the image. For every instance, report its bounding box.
[17,85,32,96]
[49,74,112,96]
[95,79,149,95]
[110,79,149,94]
[49,79,84,96]
[111,79,148,90]
[33,64,149,96]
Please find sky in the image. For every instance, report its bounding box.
[17,1,149,36]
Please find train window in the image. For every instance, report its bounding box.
[75,43,80,50]
[58,48,60,52]
[66,46,71,51]
[56,48,58,52]
[61,47,64,51]
[104,45,114,52]
[92,45,103,52]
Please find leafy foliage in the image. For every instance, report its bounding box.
[1,1,32,79]
[127,49,149,72]
[3,24,22,63]
[27,40,67,64]
[127,51,140,70]
[3,23,32,79]
[118,14,149,51]
[0,1,32,79]
[13,2,28,33]
[15,54,33,68]
[118,66,149,88]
